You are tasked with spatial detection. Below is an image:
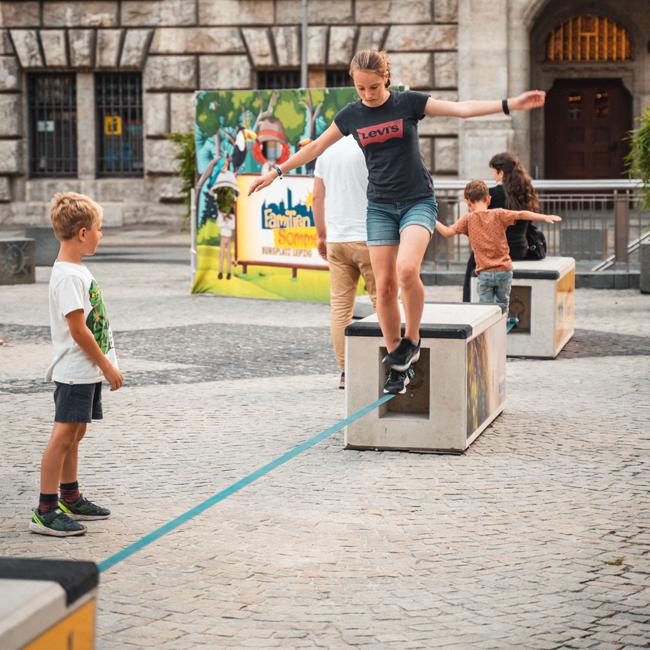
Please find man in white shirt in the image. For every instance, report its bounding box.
[313,135,376,389]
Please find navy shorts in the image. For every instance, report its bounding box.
[54,381,103,423]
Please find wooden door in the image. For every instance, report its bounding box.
[545,79,631,179]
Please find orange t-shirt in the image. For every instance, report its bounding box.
[451,208,519,273]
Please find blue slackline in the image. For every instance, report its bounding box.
[98,393,395,573]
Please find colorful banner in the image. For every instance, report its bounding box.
[192,87,361,302]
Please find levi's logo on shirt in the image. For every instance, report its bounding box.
[356,119,403,147]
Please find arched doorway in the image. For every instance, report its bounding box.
[529,6,644,179]
[545,78,632,178]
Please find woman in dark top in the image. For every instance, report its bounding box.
[462,152,540,301]
[249,51,546,394]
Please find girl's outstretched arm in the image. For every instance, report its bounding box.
[248,122,344,195]
[424,91,545,119]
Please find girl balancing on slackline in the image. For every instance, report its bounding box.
[249,50,546,394]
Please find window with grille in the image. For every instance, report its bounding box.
[545,15,632,63]
[28,74,78,177]
[326,69,353,87]
[95,73,144,177]
[257,70,301,90]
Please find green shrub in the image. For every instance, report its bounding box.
[626,108,650,208]
[166,130,196,220]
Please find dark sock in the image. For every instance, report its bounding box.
[59,481,81,504]
[38,493,58,514]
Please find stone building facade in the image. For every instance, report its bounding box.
[0,0,648,227]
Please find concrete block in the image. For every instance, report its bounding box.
[434,137,458,173]
[389,53,432,88]
[200,0,274,24]
[43,2,118,27]
[307,26,328,66]
[0,238,34,284]
[242,28,274,67]
[385,25,457,51]
[0,2,39,27]
[120,29,152,68]
[199,55,251,89]
[150,28,245,55]
[40,30,68,66]
[328,27,357,66]
[23,226,59,266]
[471,257,576,358]
[356,0,431,23]
[434,52,458,88]
[121,0,197,26]
[9,29,42,67]
[144,56,197,90]
[0,56,21,89]
[0,140,21,174]
[145,139,178,174]
[96,29,122,68]
[640,243,650,293]
[0,558,99,649]
[68,30,95,68]
[277,0,352,23]
[357,26,388,52]
[272,27,300,67]
[0,177,11,202]
[170,93,195,133]
[435,0,458,22]
[0,94,21,137]
[345,303,505,453]
[144,93,170,136]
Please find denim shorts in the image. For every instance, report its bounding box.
[366,195,438,246]
[54,381,103,423]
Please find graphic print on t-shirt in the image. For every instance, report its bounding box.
[86,280,112,354]
[356,118,403,147]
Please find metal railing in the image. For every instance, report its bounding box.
[429,179,648,272]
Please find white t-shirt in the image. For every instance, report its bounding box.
[46,261,118,384]
[314,135,368,243]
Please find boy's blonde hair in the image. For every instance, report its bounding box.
[50,192,102,241]
[464,180,490,203]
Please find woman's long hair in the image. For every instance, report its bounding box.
[489,152,539,212]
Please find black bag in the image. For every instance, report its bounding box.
[526,222,547,260]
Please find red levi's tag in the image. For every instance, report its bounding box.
[356,119,404,147]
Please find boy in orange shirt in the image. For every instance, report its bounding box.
[436,180,561,314]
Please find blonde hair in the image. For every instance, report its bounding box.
[464,180,490,203]
[349,50,391,88]
[50,192,102,241]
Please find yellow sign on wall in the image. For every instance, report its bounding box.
[104,116,122,136]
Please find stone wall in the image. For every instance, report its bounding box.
[0,0,459,226]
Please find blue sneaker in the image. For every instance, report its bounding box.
[58,495,110,521]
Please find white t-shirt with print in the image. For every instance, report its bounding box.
[46,261,118,384]
[314,135,368,243]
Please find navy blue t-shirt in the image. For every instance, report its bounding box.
[334,90,434,203]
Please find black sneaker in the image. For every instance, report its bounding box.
[383,338,421,371]
[383,367,416,394]
[30,508,87,537]
[58,495,110,521]
[338,372,345,390]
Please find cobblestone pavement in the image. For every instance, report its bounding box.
[1,256,649,649]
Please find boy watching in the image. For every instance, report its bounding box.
[31,192,123,537]
[436,180,561,314]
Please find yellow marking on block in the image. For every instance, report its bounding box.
[25,599,95,650]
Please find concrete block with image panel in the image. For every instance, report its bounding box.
[345,303,506,453]
[0,238,35,285]
[0,558,99,650]
[471,257,575,358]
